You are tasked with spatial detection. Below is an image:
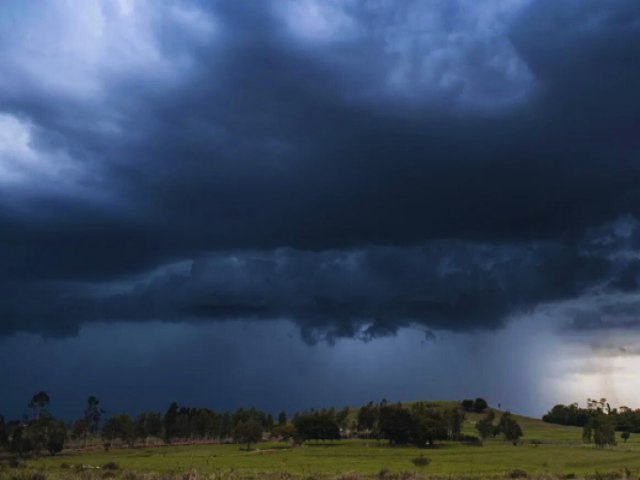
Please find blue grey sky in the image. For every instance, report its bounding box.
[1,0,640,421]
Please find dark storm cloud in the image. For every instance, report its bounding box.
[0,241,612,342]
[1,0,640,338]
[97,242,610,344]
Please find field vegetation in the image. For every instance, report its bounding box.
[2,393,640,479]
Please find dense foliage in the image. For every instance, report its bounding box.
[462,398,489,413]
[475,411,523,444]
[543,398,634,447]
[0,392,526,456]
[355,401,465,447]
[292,410,341,443]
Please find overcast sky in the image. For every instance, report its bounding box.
[1,0,640,421]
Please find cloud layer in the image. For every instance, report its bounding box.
[1,0,640,339]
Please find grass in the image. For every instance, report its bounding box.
[6,404,640,479]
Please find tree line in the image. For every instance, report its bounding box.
[543,398,633,447]
[0,393,524,457]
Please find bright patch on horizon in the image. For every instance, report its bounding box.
[543,340,640,410]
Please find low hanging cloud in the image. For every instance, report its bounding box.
[0,226,631,343]
[1,0,640,340]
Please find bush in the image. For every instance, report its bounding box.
[122,472,139,480]
[8,459,25,469]
[411,455,431,468]
[473,398,489,413]
[461,399,474,412]
[460,434,481,443]
[600,472,623,480]
[19,474,46,480]
[182,469,201,480]
[103,462,119,471]
[60,463,71,469]
[508,469,528,478]
[47,436,65,455]
[338,474,363,480]
[590,472,623,480]
[47,421,68,455]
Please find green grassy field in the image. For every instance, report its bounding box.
[8,404,640,479]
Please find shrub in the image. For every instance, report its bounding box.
[182,469,201,480]
[411,455,431,468]
[103,462,119,471]
[8,459,25,468]
[508,469,528,478]
[473,398,489,412]
[338,474,363,480]
[461,399,474,412]
[460,434,482,445]
[591,471,623,480]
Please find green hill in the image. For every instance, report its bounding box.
[463,407,583,443]
[18,400,640,479]
[347,399,583,443]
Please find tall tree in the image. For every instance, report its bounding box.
[337,406,351,430]
[47,420,68,455]
[498,412,523,445]
[163,402,179,443]
[357,401,378,436]
[29,391,50,420]
[410,403,448,447]
[378,404,414,445]
[265,413,274,432]
[461,399,474,412]
[234,419,263,450]
[278,410,287,426]
[0,415,8,448]
[585,413,617,448]
[102,414,135,448]
[135,413,149,444]
[82,396,103,447]
[293,410,341,443]
[8,423,32,456]
[444,408,465,440]
[145,412,163,438]
[473,398,489,413]
[476,411,495,440]
[84,396,103,432]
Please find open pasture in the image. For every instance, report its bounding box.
[15,414,640,479]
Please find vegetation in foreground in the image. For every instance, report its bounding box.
[4,470,640,480]
[5,438,640,480]
[2,393,640,478]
